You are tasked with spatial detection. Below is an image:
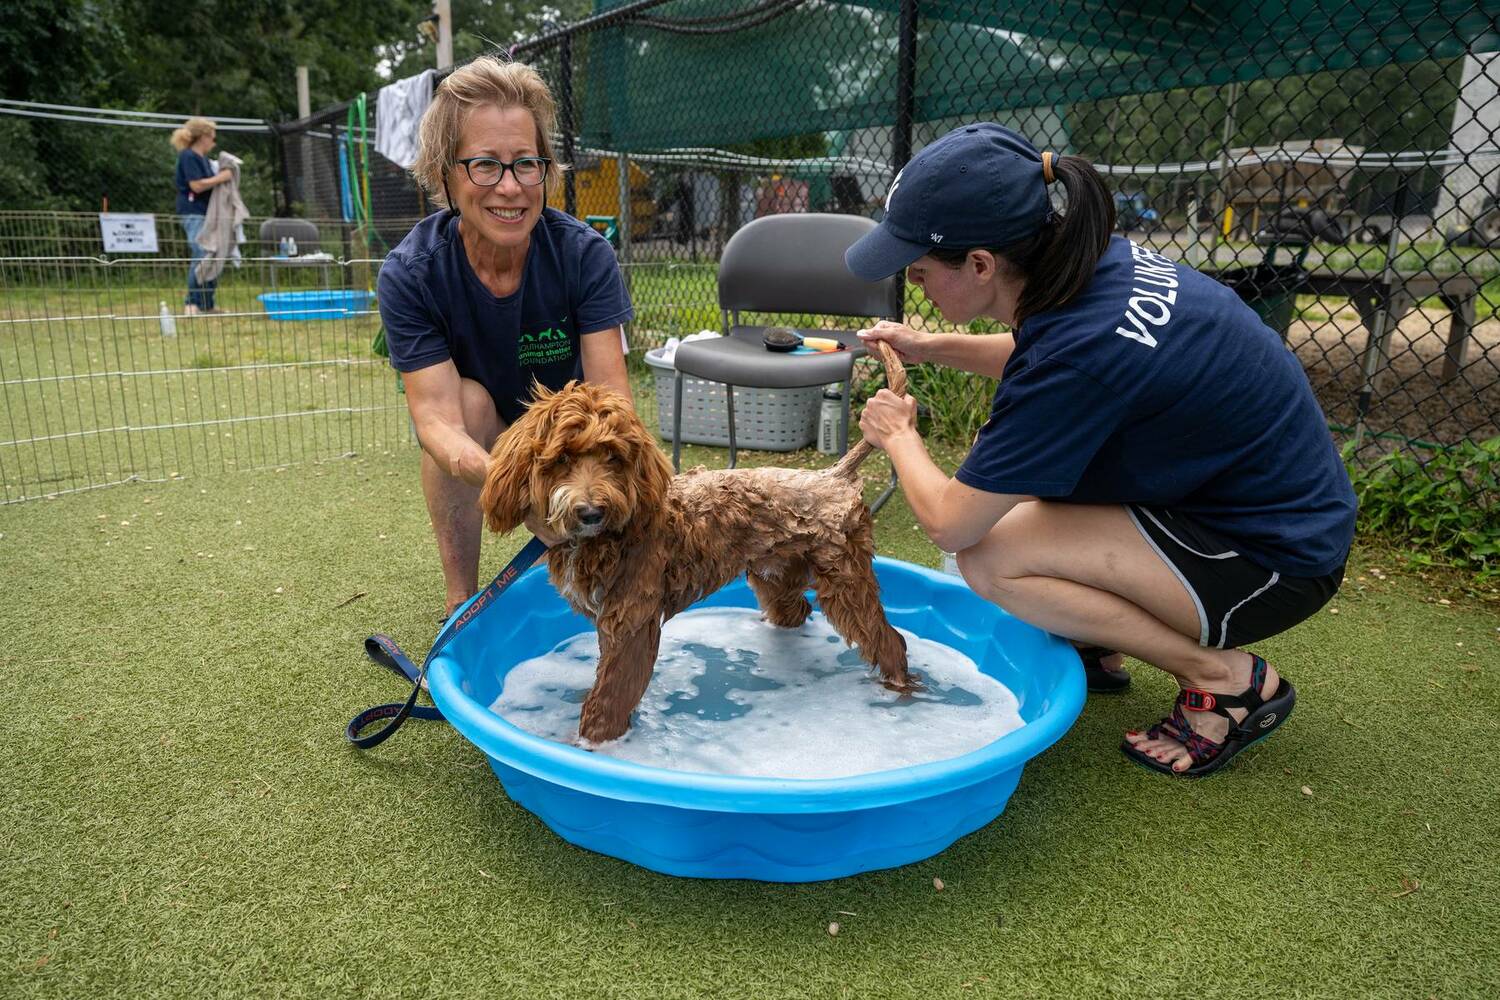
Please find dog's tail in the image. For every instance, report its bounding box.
[829,339,908,481]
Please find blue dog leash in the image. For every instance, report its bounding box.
[346,535,550,749]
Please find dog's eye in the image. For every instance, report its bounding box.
[607,453,624,468]
[550,454,570,470]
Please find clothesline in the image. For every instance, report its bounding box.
[0,105,272,133]
[0,97,265,124]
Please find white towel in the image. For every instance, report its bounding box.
[195,152,248,284]
[659,330,721,365]
[375,69,435,169]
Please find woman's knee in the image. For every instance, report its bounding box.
[459,378,504,448]
[955,504,1040,583]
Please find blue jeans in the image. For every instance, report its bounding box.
[179,214,217,310]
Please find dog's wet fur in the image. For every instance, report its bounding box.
[479,345,915,743]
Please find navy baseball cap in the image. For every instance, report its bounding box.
[846,123,1055,281]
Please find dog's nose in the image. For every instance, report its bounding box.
[576,504,604,526]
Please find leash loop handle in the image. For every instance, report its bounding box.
[346,536,549,749]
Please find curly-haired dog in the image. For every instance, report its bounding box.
[479,344,914,743]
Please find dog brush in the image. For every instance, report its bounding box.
[763,327,801,352]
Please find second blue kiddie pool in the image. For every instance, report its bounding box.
[256,289,373,321]
[427,557,1085,882]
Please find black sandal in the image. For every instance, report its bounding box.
[1121,654,1295,777]
[1076,645,1131,693]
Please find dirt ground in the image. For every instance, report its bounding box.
[1290,304,1499,456]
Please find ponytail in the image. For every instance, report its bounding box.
[170,117,217,151]
[928,153,1116,328]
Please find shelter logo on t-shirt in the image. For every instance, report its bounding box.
[1115,242,1180,349]
[517,317,574,367]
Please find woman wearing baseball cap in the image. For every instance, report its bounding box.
[848,123,1355,777]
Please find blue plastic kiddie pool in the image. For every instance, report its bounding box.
[427,557,1085,882]
[256,289,373,321]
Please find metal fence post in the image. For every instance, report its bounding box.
[619,151,633,350]
[1209,81,1240,261]
[560,34,577,219]
[890,0,918,322]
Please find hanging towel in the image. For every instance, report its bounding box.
[195,152,249,284]
[375,69,435,169]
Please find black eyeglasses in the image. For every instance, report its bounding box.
[453,156,551,187]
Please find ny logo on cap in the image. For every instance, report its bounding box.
[885,167,905,213]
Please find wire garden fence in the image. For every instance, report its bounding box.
[3,2,1500,527]
[0,251,409,504]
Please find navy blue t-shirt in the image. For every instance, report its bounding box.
[174,149,213,216]
[378,209,634,425]
[956,236,1355,577]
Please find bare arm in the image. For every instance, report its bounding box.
[858,321,1014,379]
[579,327,633,402]
[187,169,233,194]
[860,389,1026,553]
[401,361,492,488]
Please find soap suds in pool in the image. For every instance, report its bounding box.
[490,607,1024,779]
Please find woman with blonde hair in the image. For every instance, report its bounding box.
[378,57,633,620]
[170,117,233,314]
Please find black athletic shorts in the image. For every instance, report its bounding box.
[1126,505,1345,650]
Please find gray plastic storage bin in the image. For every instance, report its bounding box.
[643,346,821,451]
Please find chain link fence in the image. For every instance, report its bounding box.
[289,3,1500,479]
[4,1,1500,532]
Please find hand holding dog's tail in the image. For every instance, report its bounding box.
[830,340,908,480]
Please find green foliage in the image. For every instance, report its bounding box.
[0,118,55,210]
[1346,437,1500,580]
[385,0,594,80]
[0,0,435,212]
[905,363,994,445]
[1069,59,1464,209]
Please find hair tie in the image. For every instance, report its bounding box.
[1041,151,1056,185]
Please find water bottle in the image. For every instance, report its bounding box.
[287,236,298,257]
[158,301,176,337]
[818,384,843,455]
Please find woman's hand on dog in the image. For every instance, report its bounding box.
[857,321,929,364]
[859,389,919,451]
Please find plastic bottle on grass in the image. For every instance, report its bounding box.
[158,301,176,337]
[818,384,843,455]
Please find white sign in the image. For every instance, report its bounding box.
[99,213,159,253]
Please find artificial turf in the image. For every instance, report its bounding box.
[2,435,1498,998]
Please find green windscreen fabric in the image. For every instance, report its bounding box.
[580,0,1500,151]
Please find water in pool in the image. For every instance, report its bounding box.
[490,607,1024,779]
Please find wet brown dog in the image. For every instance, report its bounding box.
[479,344,914,743]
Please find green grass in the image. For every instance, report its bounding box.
[0,273,406,501]
[3,381,1498,997]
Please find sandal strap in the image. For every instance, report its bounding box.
[1146,704,1224,764]
[1178,654,1273,717]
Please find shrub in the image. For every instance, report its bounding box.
[1345,437,1500,580]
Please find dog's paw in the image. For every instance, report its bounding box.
[879,667,924,695]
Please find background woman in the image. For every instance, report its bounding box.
[169,117,232,314]
[379,57,633,620]
[847,123,1355,777]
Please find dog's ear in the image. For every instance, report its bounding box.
[624,410,674,512]
[478,418,538,534]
